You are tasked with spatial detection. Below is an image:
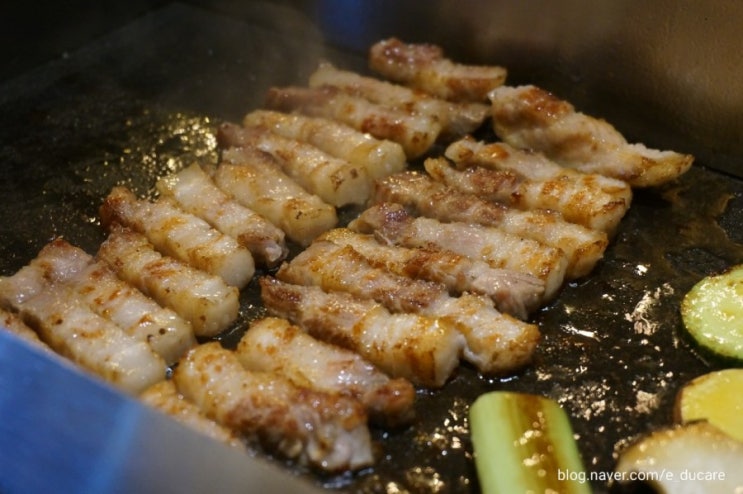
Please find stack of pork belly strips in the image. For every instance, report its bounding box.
[0,37,693,473]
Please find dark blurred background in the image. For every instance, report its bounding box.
[3,0,743,173]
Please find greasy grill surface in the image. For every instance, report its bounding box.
[2,4,743,493]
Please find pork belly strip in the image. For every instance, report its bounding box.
[100,186,254,288]
[156,163,288,268]
[97,226,239,338]
[350,202,568,301]
[489,85,694,187]
[236,315,416,427]
[25,238,195,365]
[140,380,246,451]
[276,242,540,373]
[172,341,374,472]
[372,171,608,279]
[426,157,628,234]
[217,122,370,207]
[308,61,489,139]
[260,276,462,387]
[215,147,337,247]
[369,37,507,102]
[444,138,632,233]
[318,228,543,319]
[243,110,406,181]
[0,268,166,395]
[265,85,441,159]
[1,306,53,352]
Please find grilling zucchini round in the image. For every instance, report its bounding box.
[675,368,743,442]
[681,265,743,362]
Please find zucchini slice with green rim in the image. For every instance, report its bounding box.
[681,265,743,362]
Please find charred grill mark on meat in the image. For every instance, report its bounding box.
[369,37,508,103]
[349,202,569,301]
[371,170,609,279]
[157,163,288,268]
[259,276,463,387]
[237,315,416,427]
[97,226,239,337]
[275,241,540,373]
[265,85,441,159]
[100,186,255,288]
[242,110,407,181]
[215,146,338,247]
[489,85,694,187]
[172,341,374,472]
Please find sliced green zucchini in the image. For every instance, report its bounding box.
[681,265,743,362]
[469,391,590,494]
[675,368,743,442]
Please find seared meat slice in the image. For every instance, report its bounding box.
[265,85,441,159]
[100,186,254,288]
[157,163,288,268]
[319,228,543,319]
[489,85,694,187]
[140,380,246,451]
[0,306,53,352]
[350,203,568,301]
[260,276,462,387]
[218,123,370,207]
[0,266,166,395]
[369,37,507,102]
[27,238,195,365]
[372,171,608,279]
[426,156,626,233]
[172,341,374,472]
[276,242,540,374]
[97,226,239,338]
[215,147,337,246]
[308,62,489,139]
[243,110,406,181]
[427,156,629,236]
[237,315,416,426]
[444,138,632,233]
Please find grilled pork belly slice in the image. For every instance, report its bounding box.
[276,242,540,373]
[369,37,507,102]
[1,306,53,352]
[97,226,239,338]
[157,163,288,268]
[237,315,416,426]
[308,62,489,139]
[445,138,632,232]
[350,203,568,301]
[426,155,629,235]
[489,85,694,187]
[172,341,374,472]
[265,85,441,159]
[100,186,254,288]
[260,276,462,387]
[217,122,370,207]
[0,269,166,395]
[215,147,337,246]
[243,110,407,181]
[319,228,543,319]
[140,380,246,451]
[372,171,608,279]
[27,238,195,365]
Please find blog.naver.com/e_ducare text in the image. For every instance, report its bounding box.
[558,468,728,485]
